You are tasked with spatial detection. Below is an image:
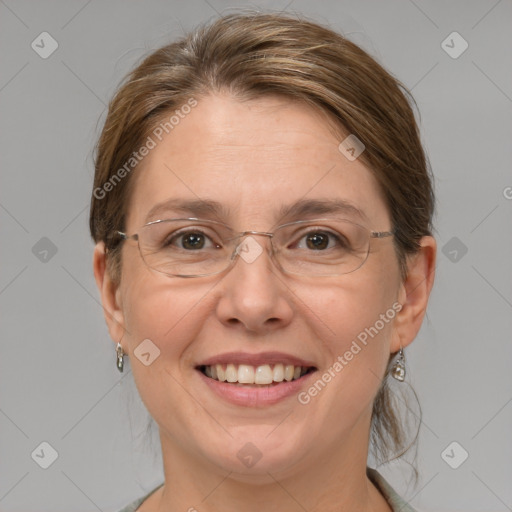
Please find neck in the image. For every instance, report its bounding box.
[151,411,391,512]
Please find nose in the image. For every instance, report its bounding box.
[214,233,294,335]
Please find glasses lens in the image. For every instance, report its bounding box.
[273,219,370,276]
[138,219,233,277]
[136,218,372,277]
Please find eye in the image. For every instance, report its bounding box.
[165,229,220,250]
[293,228,350,251]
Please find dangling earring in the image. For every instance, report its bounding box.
[391,346,406,382]
[116,342,124,373]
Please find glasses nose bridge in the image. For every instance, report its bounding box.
[238,229,274,239]
[229,229,277,264]
[232,229,275,252]
[234,229,276,249]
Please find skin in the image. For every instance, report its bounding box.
[94,93,436,512]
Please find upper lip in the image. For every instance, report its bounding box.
[196,351,317,369]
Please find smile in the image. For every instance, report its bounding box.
[199,363,315,386]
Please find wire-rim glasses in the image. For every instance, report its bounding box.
[116,217,394,278]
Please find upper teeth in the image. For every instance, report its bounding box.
[203,364,308,384]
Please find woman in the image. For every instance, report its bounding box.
[90,12,436,512]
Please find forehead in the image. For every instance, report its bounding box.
[126,94,389,230]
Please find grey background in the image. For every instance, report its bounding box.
[1,0,511,510]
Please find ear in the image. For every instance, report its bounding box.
[391,235,437,353]
[93,242,127,347]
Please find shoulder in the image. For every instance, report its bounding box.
[116,483,164,512]
[367,467,418,512]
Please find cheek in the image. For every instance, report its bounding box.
[301,262,398,345]
[120,272,214,434]
[120,254,222,387]
[290,274,399,443]
[123,274,202,358]
[301,267,398,391]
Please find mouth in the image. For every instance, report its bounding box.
[194,351,318,406]
[196,363,317,387]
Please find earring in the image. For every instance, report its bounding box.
[116,342,124,373]
[391,346,406,382]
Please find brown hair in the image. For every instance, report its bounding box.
[90,12,434,475]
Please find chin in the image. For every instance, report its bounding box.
[203,430,309,479]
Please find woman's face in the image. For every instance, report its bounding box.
[108,94,407,478]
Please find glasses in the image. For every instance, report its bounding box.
[117,217,394,278]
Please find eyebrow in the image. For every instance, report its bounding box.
[144,197,368,224]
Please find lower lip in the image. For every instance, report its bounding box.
[196,369,317,407]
